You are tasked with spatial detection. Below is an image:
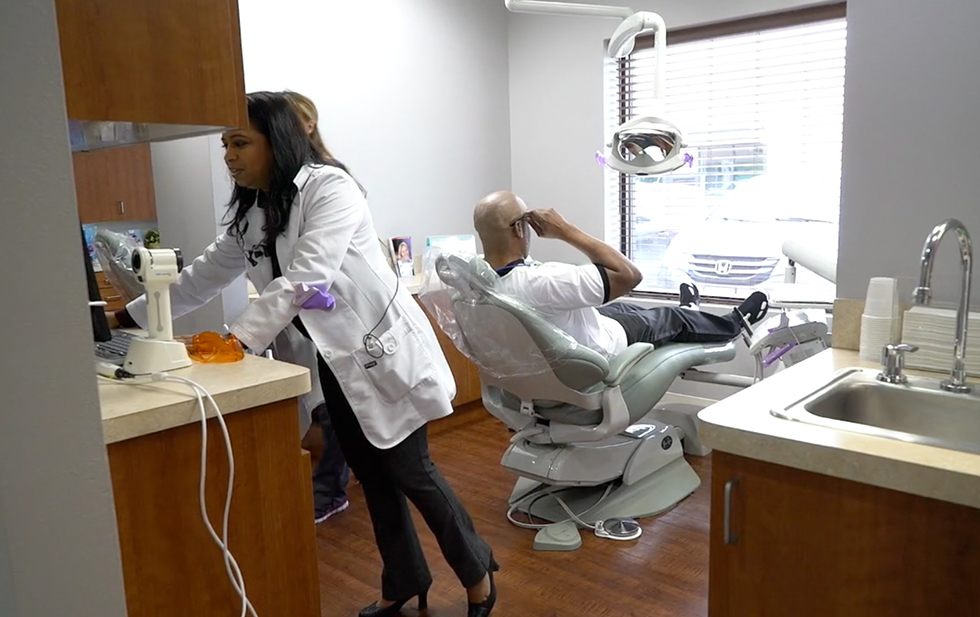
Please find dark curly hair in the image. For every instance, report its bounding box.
[224,91,350,249]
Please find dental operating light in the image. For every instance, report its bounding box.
[608,116,687,176]
[505,0,685,176]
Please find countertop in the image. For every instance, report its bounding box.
[698,348,980,510]
[99,354,310,444]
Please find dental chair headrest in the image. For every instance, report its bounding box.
[436,254,498,297]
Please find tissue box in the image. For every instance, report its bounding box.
[901,306,980,376]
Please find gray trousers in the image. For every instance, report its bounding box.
[310,403,350,513]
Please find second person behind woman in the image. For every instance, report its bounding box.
[280,89,352,524]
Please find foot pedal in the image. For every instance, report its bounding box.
[594,518,642,541]
[533,521,582,551]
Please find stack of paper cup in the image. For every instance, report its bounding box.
[859,277,901,362]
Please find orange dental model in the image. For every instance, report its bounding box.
[185,332,245,363]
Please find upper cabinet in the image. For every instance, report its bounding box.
[55,0,247,144]
[74,144,156,223]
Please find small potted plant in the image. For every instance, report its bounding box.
[143,228,161,249]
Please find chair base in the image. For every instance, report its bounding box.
[507,456,700,525]
[501,421,686,487]
[647,403,712,456]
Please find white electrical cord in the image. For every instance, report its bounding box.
[100,371,259,617]
[505,484,614,531]
[159,374,257,617]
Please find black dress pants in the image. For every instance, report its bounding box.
[316,355,495,600]
[598,302,743,347]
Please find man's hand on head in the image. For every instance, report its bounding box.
[527,209,575,240]
[524,206,642,299]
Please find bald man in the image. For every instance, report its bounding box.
[472,191,769,357]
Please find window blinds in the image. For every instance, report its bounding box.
[603,12,846,299]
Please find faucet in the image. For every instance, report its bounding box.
[878,343,918,384]
[912,218,973,393]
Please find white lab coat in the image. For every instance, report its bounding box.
[127,165,456,448]
[271,324,323,436]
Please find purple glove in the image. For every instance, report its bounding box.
[293,283,336,311]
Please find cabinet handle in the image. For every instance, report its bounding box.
[117,200,125,215]
[723,478,739,545]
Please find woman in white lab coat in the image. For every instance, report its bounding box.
[112,91,498,617]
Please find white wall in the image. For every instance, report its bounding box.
[838,0,980,308]
[151,136,248,335]
[507,0,839,263]
[0,1,128,615]
[236,0,512,258]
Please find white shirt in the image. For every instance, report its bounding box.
[494,261,628,356]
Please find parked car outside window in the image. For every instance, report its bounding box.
[655,175,838,303]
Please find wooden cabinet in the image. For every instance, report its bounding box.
[709,451,980,617]
[74,143,156,223]
[417,297,483,408]
[55,0,247,128]
[107,398,320,616]
[95,271,126,312]
[442,331,483,407]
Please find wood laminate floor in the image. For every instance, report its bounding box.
[314,405,712,617]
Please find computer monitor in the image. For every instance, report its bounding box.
[83,225,111,342]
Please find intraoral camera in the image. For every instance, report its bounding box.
[123,247,193,374]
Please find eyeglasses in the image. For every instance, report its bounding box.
[509,213,530,228]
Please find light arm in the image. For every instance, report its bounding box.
[504,0,633,19]
[609,12,666,94]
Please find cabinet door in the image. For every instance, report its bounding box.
[56,0,247,128]
[74,144,156,223]
[709,451,980,617]
[107,398,321,616]
[95,272,126,312]
[416,296,483,408]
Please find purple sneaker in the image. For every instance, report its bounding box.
[314,499,349,524]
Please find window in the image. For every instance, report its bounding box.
[604,6,847,304]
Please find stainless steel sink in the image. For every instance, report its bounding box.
[773,368,980,455]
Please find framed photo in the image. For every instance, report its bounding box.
[389,236,415,278]
[82,223,100,271]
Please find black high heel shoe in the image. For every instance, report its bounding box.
[358,590,428,617]
[467,569,497,617]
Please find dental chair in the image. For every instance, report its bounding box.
[429,255,737,525]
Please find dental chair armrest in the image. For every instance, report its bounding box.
[605,343,656,386]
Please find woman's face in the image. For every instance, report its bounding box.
[222,126,273,191]
[398,242,410,261]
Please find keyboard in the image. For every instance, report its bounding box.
[95,330,139,365]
